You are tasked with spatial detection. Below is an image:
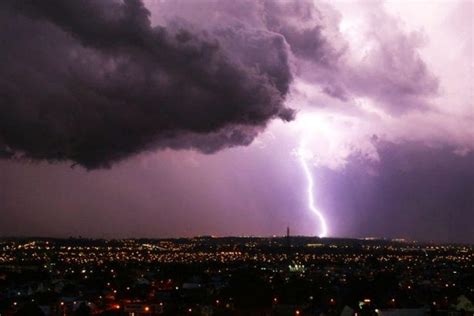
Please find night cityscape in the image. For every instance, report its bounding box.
[0,0,473,316]
[0,236,473,315]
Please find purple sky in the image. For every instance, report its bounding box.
[0,0,473,242]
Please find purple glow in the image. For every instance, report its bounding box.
[0,0,472,242]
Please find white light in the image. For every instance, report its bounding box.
[298,141,328,238]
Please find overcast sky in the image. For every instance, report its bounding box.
[0,0,472,242]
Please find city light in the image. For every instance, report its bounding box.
[0,237,471,315]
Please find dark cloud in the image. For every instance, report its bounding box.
[262,0,343,67]
[0,0,293,168]
[155,0,439,113]
[0,0,451,170]
[316,142,474,243]
[155,0,345,69]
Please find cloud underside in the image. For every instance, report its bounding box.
[319,141,474,242]
[0,0,294,168]
[0,0,449,168]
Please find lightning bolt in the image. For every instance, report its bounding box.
[298,142,328,238]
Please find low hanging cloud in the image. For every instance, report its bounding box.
[1,0,470,169]
[315,141,474,242]
[0,0,294,168]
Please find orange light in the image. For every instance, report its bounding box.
[295,310,301,315]
[144,306,150,312]
[115,304,120,309]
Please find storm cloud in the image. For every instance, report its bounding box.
[0,0,472,241]
[1,0,449,169]
[151,0,441,113]
[315,141,474,243]
[0,0,294,168]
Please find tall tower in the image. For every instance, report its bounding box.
[286,226,292,269]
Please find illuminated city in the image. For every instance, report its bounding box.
[0,237,473,315]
